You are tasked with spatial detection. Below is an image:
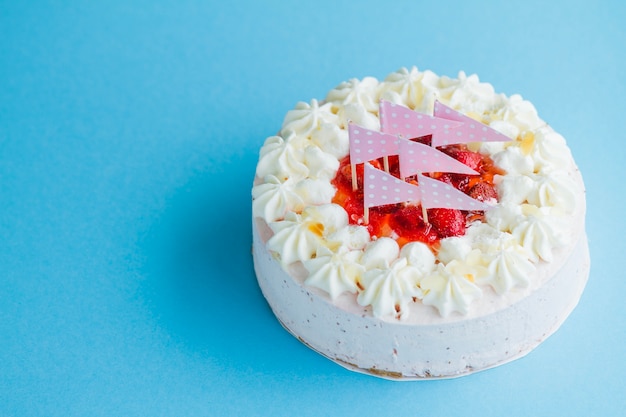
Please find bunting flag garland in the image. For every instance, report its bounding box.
[398,137,479,179]
[363,164,490,224]
[417,173,489,211]
[432,100,511,147]
[379,100,463,143]
[349,101,496,223]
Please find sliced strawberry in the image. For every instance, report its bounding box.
[456,150,482,171]
[390,205,424,233]
[432,172,471,193]
[469,182,498,203]
[428,208,466,238]
[440,146,483,172]
[391,205,438,246]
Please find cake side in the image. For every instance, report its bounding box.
[253,221,589,379]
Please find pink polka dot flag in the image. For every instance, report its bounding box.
[417,173,489,210]
[363,163,489,212]
[398,137,479,179]
[379,100,462,143]
[363,163,420,209]
[351,100,501,217]
[348,123,399,164]
[432,100,511,147]
[379,100,511,148]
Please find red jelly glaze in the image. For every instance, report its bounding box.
[331,143,504,247]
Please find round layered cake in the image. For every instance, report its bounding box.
[251,67,589,379]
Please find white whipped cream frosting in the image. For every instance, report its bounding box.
[253,66,583,320]
[280,99,338,138]
[420,261,483,317]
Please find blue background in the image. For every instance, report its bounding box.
[2,1,624,416]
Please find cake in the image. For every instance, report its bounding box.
[251,67,589,379]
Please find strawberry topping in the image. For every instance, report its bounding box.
[330,144,502,247]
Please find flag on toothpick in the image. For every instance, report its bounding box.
[379,100,463,143]
[432,100,511,147]
[355,102,496,225]
[363,163,420,223]
[417,173,489,211]
[398,137,479,179]
[348,123,399,190]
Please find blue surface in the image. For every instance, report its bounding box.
[1,1,625,416]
